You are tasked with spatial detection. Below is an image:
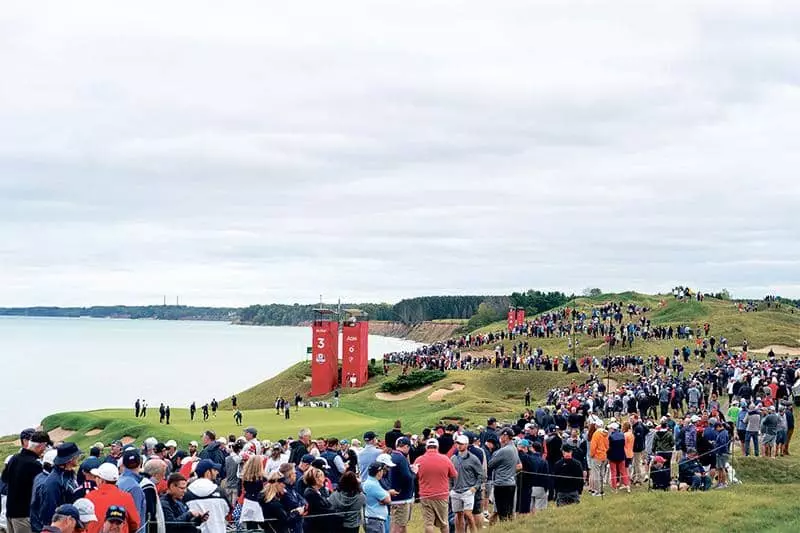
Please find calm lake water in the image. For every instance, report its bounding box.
[0,316,420,436]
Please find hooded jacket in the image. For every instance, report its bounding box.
[327,490,365,529]
[653,427,675,453]
[183,478,231,533]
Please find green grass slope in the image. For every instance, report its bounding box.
[472,293,800,360]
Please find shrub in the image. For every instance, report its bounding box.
[379,370,446,393]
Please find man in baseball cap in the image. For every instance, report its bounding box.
[86,463,141,533]
[72,498,99,526]
[388,437,414,532]
[451,434,485,532]
[103,506,127,533]
[357,432,381,482]
[117,450,146,524]
[44,504,85,533]
[415,436,456,533]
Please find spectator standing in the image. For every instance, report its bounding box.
[387,438,415,533]
[384,422,404,451]
[116,450,146,527]
[363,463,391,533]
[450,435,484,533]
[415,438,457,533]
[183,460,230,533]
[606,423,630,493]
[487,428,519,523]
[31,443,82,532]
[84,463,141,533]
[357,433,381,482]
[553,445,584,506]
[328,471,365,533]
[139,459,167,533]
[2,431,48,533]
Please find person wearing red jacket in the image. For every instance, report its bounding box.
[85,464,140,533]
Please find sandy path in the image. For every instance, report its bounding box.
[48,427,75,442]
[85,429,102,436]
[375,385,433,401]
[428,383,466,401]
[602,378,620,391]
[750,344,800,356]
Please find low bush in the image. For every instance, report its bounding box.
[379,370,446,393]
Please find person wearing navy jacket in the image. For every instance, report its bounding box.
[31,443,81,532]
[388,438,415,533]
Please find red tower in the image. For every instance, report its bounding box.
[516,308,526,326]
[507,307,516,332]
[341,312,369,388]
[310,308,339,396]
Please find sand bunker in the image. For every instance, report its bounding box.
[120,436,136,445]
[750,344,800,356]
[48,427,75,442]
[85,429,102,436]
[428,383,466,401]
[375,385,433,401]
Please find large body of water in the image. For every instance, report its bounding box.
[0,316,420,436]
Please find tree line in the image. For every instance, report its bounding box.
[0,305,238,321]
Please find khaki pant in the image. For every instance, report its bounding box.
[632,451,645,483]
[591,460,608,491]
[8,518,32,533]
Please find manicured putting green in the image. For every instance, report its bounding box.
[88,407,387,442]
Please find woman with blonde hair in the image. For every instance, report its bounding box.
[259,471,296,533]
[240,455,266,529]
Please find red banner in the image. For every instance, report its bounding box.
[311,320,339,396]
[507,308,515,331]
[342,321,369,388]
[516,308,525,326]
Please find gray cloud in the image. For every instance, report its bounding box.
[1,1,799,306]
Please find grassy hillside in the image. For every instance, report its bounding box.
[30,291,800,533]
[472,293,800,360]
[39,291,799,450]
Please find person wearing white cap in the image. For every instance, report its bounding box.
[589,422,608,496]
[85,463,141,533]
[414,438,456,533]
[72,499,98,527]
[450,435,484,533]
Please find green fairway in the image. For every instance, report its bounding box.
[42,406,389,450]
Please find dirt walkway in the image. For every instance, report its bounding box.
[603,378,620,391]
[750,344,800,356]
[375,385,433,401]
[428,383,466,401]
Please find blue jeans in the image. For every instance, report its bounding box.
[745,431,760,456]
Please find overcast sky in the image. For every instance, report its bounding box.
[1,1,798,307]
